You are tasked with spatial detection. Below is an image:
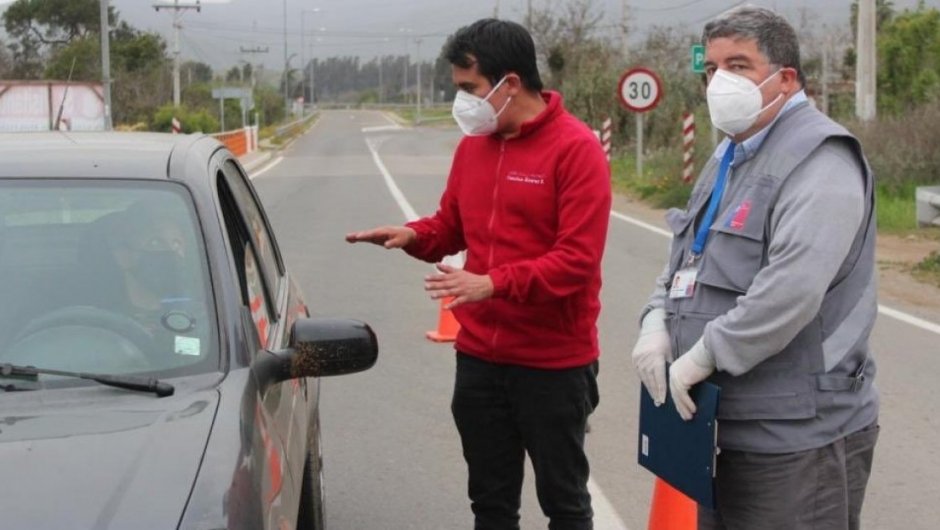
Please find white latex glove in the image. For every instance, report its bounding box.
[631,308,672,406]
[669,338,717,421]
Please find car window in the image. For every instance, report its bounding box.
[0,180,218,380]
[217,172,273,348]
[220,160,282,296]
[244,246,271,346]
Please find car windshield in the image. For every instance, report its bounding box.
[0,180,218,385]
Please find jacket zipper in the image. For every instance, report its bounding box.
[487,140,507,354]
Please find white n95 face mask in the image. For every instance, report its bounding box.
[452,76,512,136]
[706,68,782,136]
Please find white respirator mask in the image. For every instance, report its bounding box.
[706,68,782,136]
[452,76,512,136]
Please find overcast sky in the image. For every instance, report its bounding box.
[2,0,938,72]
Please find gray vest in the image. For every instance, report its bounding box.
[664,103,879,453]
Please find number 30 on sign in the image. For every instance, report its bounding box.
[617,67,663,113]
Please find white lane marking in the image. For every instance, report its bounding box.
[365,137,419,222]
[610,209,940,336]
[610,210,672,238]
[589,476,630,530]
[362,124,403,133]
[367,134,629,530]
[876,305,940,335]
[249,156,283,180]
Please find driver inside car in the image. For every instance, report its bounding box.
[104,203,199,346]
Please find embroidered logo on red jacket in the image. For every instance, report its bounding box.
[728,200,752,230]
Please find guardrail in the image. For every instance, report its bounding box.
[274,113,319,139]
[916,186,940,227]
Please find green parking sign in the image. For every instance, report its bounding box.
[692,44,705,74]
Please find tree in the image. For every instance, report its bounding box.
[3,0,111,79]
[181,61,213,86]
[226,66,242,84]
[876,5,940,113]
[526,0,626,134]
[0,38,12,78]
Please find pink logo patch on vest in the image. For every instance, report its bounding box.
[728,200,752,230]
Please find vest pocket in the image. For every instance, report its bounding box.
[711,357,817,420]
[674,311,817,421]
[695,178,773,294]
[695,229,763,294]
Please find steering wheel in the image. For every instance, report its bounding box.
[4,306,155,370]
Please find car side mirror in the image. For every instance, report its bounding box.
[253,318,378,388]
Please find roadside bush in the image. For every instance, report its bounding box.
[848,99,940,193]
[846,100,940,231]
[151,104,219,134]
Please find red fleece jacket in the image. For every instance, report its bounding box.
[405,91,611,369]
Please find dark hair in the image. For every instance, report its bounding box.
[444,18,543,92]
[702,6,805,86]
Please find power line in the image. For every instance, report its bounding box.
[630,0,708,12]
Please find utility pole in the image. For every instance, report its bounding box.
[301,8,320,117]
[283,0,290,117]
[526,0,532,27]
[855,0,876,121]
[493,0,499,18]
[621,0,630,63]
[415,38,423,123]
[379,55,384,103]
[822,28,830,115]
[153,1,201,107]
[100,0,112,129]
[403,41,409,103]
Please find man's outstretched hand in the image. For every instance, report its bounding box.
[345,226,417,249]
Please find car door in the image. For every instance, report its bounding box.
[217,157,308,528]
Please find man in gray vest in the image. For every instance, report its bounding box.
[631,6,879,529]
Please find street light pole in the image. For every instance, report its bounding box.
[415,37,422,123]
[283,0,289,117]
[100,0,112,129]
[300,9,320,117]
[399,28,412,103]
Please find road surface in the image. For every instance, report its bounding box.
[250,110,940,529]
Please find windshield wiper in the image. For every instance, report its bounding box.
[0,363,175,397]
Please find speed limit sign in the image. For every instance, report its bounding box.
[618,67,663,113]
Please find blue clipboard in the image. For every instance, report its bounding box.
[637,375,721,509]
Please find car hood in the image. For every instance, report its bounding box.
[0,373,221,530]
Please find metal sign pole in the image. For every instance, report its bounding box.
[636,113,643,178]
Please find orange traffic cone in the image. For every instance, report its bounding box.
[648,478,697,530]
[426,296,460,342]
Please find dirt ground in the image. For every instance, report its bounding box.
[612,193,940,324]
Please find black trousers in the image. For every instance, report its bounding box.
[698,422,880,530]
[451,352,600,530]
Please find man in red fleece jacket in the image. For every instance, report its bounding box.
[346,18,611,530]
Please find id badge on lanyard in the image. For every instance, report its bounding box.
[671,142,736,300]
[669,261,698,299]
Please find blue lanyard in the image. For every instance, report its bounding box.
[690,142,736,259]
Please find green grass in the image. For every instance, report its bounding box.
[610,147,694,209]
[875,182,919,233]
[393,106,453,126]
[613,151,923,234]
[913,251,940,288]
